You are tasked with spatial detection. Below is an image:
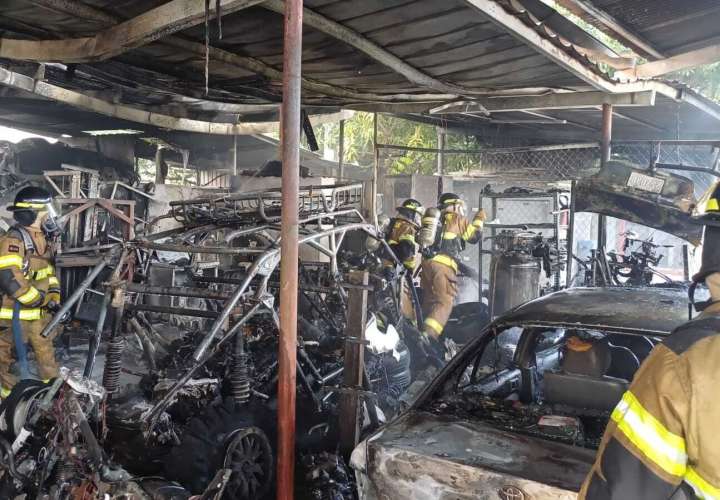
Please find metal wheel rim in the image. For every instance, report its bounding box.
[222,426,273,500]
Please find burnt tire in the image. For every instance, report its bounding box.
[162,398,274,499]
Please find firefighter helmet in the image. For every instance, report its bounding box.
[8,186,52,212]
[439,192,464,207]
[396,198,423,226]
[439,192,466,215]
[8,186,59,235]
[693,180,720,226]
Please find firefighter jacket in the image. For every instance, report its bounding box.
[427,210,484,273]
[0,226,59,321]
[580,305,720,500]
[385,216,419,270]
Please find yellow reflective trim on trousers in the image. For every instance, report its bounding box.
[0,254,23,269]
[0,387,10,398]
[462,225,477,240]
[17,287,40,305]
[0,308,42,320]
[424,317,443,335]
[611,391,687,477]
[398,234,416,243]
[686,467,720,500]
[442,231,457,239]
[431,254,458,272]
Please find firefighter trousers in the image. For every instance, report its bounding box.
[0,315,58,391]
[420,260,458,338]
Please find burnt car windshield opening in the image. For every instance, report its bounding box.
[423,325,661,450]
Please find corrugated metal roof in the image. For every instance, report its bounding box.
[563,0,720,56]
[0,0,717,145]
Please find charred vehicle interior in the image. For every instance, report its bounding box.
[425,324,660,450]
[416,286,697,460]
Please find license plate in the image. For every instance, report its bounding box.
[626,172,665,194]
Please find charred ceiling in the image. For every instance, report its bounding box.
[0,0,718,143]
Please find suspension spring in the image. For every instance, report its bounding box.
[57,457,76,483]
[102,337,125,395]
[230,334,250,405]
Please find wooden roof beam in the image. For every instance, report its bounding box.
[0,0,267,63]
[553,0,666,60]
[0,66,352,135]
[429,90,656,114]
[617,44,720,79]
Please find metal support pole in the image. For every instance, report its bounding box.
[566,180,576,288]
[372,112,379,226]
[437,128,445,175]
[339,270,369,457]
[598,103,613,253]
[233,134,238,176]
[601,103,613,167]
[277,0,302,498]
[338,119,345,180]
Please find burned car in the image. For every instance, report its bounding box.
[351,286,695,499]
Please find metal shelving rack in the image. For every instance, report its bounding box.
[477,190,570,300]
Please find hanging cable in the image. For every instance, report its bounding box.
[204,0,211,96]
[216,0,223,39]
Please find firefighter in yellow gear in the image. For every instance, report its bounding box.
[420,193,485,342]
[580,181,720,500]
[384,198,423,271]
[384,199,423,321]
[0,186,61,396]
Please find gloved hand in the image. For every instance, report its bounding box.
[473,208,487,222]
[46,300,61,314]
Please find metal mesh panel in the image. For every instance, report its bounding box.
[611,142,718,196]
[377,144,601,181]
[377,142,715,290]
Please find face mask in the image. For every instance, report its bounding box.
[13,210,37,227]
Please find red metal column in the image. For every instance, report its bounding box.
[277,0,303,499]
[601,103,613,167]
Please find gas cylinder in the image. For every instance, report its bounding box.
[417,207,441,248]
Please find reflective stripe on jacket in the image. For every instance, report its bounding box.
[0,228,58,321]
[430,211,484,269]
[580,309,720,500]
[385,217,418,270]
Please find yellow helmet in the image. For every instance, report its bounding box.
[693,179,720,225]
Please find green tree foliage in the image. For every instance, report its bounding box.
[317,112,486,176]
[668,63,720,102]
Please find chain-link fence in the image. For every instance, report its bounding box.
[378,141,718,291]
[377,143,601,181]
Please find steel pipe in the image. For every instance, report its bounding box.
[40,251,114,338]
[126,283,229,301]
[277,0,303,496]
[126,303,219,319]
[136,240,266,254]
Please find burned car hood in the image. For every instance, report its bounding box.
[355,411,594,498]
[575,161,702,245]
